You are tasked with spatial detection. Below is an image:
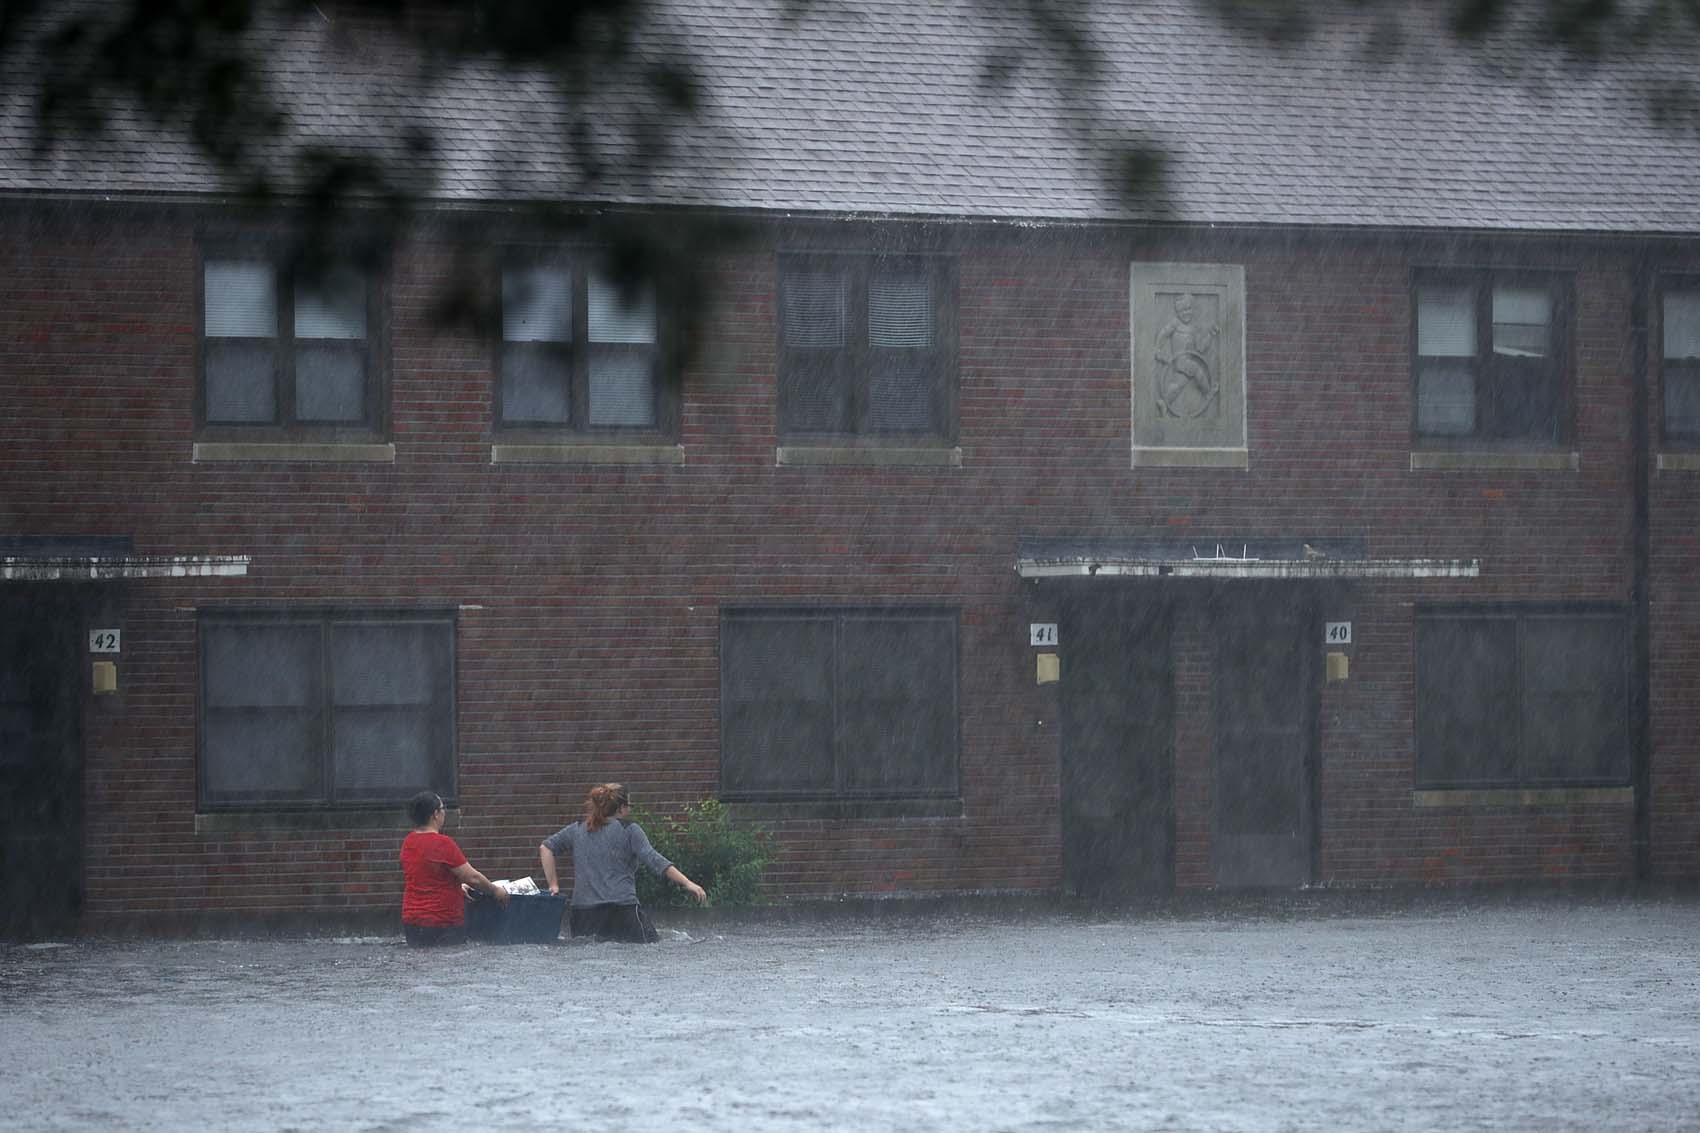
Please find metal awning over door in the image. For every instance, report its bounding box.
[1015,536,1478,581]
[0,536,248,582]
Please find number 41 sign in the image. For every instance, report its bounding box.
[1324,622,1352,645]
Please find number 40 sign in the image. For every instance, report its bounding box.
[1324,622,1352,645]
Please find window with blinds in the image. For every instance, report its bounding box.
[720,608,960,799]
[1662,282,1700,443]
[498,259,667,432]
[200,256,380,433]
[778,254,955,438]
[198,612,455,809]
[1413,271,1569,443]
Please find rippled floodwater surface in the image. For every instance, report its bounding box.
[4,898,1700,1131]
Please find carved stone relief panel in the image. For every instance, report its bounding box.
[1130,263,1246,454]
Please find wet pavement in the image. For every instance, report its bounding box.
[4,894,1700,1130]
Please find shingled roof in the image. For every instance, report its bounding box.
[2,0,1697,233]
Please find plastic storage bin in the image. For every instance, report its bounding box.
[464,891,567,944]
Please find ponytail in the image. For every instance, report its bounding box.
[583,782,629,832]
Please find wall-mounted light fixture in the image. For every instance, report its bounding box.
[92,661,118,695]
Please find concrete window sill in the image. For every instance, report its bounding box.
[491,443,685,465]
[1411,787,1633,808]
[776,445,962,468]
[1131,446,1249,470]
[193,442,396,464]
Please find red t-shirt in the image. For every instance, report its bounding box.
[400,830,469,927]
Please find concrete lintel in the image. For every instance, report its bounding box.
[1656,452,1700,473]
[1410,450,1580,472]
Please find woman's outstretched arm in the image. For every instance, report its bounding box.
[664,865,708,905]
[452,862,509,907]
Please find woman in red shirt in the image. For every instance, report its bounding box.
[400,790,508,947]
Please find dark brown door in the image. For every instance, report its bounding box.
[1060,594,1173,896]
[0,589,84,935]
[1212,586,1316,887]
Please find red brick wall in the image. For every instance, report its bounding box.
[3,206,1694,921]
[1651,272,1700,880]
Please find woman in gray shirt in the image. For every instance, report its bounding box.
[539,783,707,942]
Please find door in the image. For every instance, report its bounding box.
[0,589,84,935]
[1212,586,1316,887]
[1060,595,1173,896]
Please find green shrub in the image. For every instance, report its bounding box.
[631,799,775,907]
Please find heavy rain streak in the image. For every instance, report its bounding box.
[5,0,1700,1129]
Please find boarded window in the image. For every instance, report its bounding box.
[200,613,454,808]
[721,609,958,798]
[1416,609,1628,788]
[778,254,954,438]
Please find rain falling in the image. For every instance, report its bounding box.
[3,0,1700,1127]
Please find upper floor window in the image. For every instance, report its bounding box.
[198,611,455,810]
[498,261,669,432]
[1414,272,1569,443]
[1662,281,1700,444]
[1415,607,1628,789]
[777,254,956,439]
[200,257,382,434]
[721,608,959,800]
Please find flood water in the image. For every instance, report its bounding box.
[4,896,1699,1130]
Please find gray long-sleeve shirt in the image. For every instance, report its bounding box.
[541,819,672,907]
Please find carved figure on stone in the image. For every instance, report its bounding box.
[1154,292,1220,418]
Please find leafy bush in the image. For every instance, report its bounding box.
[631,799,775,907]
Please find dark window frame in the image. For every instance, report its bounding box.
[494,253,678,438]
[196,610,456,812]
[1659,273,1700,447]
[194,248,389,442]
[719,606,961,802]
[776,252,958,441]
[1411,269,1573,445]
[1414,604,1630,789]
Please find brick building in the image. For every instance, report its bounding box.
[2,2,1698,929]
